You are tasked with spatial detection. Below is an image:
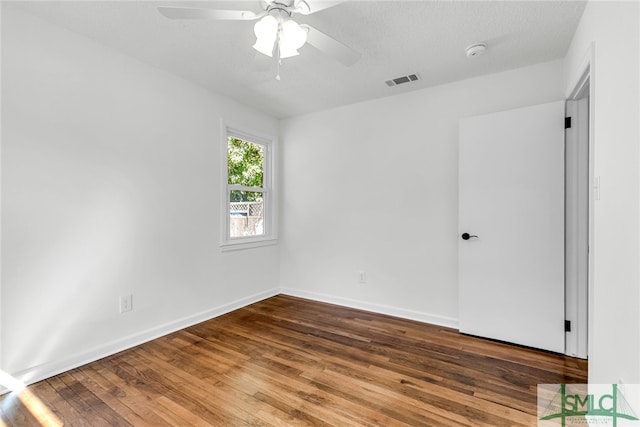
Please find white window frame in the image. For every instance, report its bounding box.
[220,122,277,252]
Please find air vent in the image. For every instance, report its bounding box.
[385,73,420,87]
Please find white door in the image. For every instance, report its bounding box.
[458,101,565,353]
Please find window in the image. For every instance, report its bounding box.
[221,125,276,251]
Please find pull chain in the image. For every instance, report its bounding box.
[275,20,282,81]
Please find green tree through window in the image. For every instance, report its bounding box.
[222,127,274,248]
[225,134,268,240]
[228,137,263,202]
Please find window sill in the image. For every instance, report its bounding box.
[220,237,278,252]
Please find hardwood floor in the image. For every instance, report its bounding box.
[1,295,587,426]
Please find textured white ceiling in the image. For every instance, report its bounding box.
[7,0,587,118]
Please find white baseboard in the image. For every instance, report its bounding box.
[2,286,458,395]
[280,288,459,330]
[5,288,280,392]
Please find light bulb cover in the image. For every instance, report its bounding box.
[279,45,299,58]
[253,15,278,57]
[254,38,275,57]
[278,19,307,58]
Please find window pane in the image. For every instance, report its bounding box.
[229,191,264,238]
[228,137,264,187]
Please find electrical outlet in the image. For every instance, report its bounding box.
[119,294,133,313]
[358,271,366,284]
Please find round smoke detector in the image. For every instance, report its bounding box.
[466,43,487,58]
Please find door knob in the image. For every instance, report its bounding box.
[461,233,478,240]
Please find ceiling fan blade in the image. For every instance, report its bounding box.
[157,6,263,21]
[296,0,348,15]
[303,25,361,66]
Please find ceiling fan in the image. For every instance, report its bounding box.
[157,0,361,77]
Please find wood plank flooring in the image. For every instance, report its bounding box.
[1,295,587,426]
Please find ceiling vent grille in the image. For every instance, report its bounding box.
[385,73,420,87]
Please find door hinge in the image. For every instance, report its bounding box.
[565,320,572,332]
[565,117,572,129]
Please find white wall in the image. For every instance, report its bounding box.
[1,5,280,382]
[279,60,565,326]
[564,1,640,384]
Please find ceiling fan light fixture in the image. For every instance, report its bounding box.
[278,45,300,59]
[253,38,275,57]
[278,19,307,56]
[253,14,278,57]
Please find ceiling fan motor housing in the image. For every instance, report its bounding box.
[265,0,310,15]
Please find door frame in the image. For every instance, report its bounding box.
[564,42,594,359]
